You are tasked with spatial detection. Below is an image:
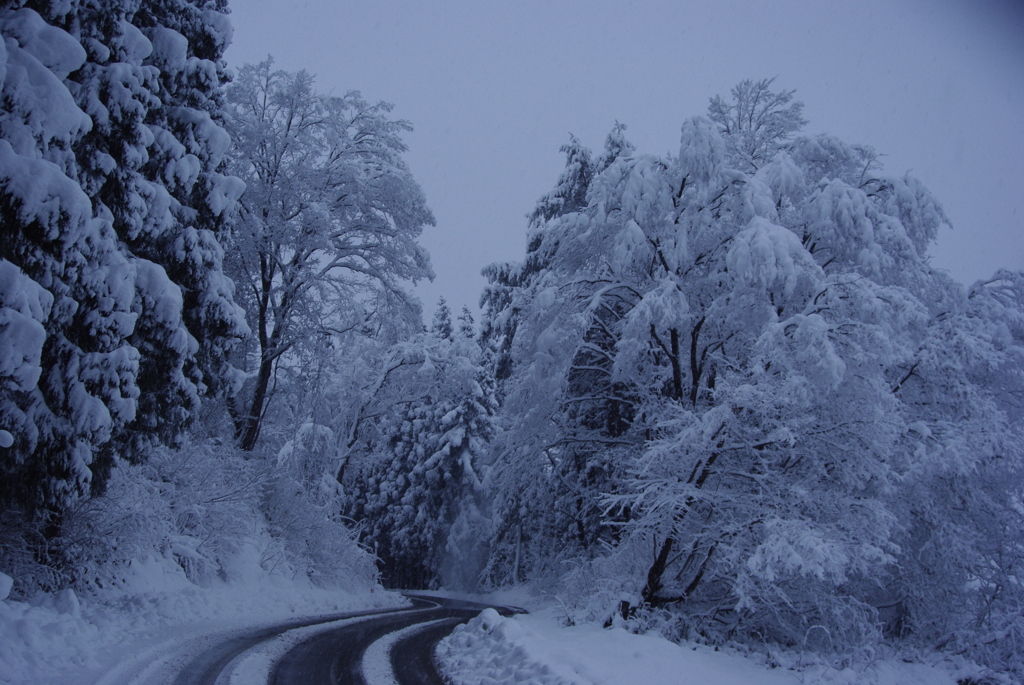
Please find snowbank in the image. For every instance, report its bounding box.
[0,591,100,680]
[436,608,981,685]
[0,567,405,685]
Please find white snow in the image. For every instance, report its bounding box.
[362,617,450,685]
[0,572,406,685]
[206,172,246,215]
[0,26,91,156]
[0,259,51,392]
[145,27,187,72]
[0,7,86,80]
[0,575,994,685]
[225,613,399,685]
[677,115,724,184]
[436,606,979,685]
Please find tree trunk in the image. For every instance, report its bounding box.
[689,316,706,406]
[641,535,674,606]
[233,265,279,451]
[512,524,522,585]
[640,448,721,607]
[236,352,273,451]
[670,327,683,400]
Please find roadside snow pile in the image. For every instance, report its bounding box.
[436,608,979,685]
[0,588,101,679]
[437,608,798,685]
[438,609,584,685]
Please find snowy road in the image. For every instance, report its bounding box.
[161,594,510,685]
[169,605,422,684]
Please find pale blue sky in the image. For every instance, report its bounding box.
[226,0,1024,315]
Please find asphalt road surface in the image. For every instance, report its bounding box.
[172,594,512,685]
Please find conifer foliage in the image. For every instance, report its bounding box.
[0,0,245,534]
[346,299,497,589]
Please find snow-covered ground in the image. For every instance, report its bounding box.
[436,597,990,685]
[0,559,405,685]
[1,572,999,685]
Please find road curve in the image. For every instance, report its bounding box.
[172,601,432,685]
[169,594,512,685]
[389,614,466,685]
[272,594,501,685]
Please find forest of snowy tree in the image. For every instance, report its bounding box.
[1,0,1022,678]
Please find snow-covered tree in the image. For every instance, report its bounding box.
[0,5,137,526]
[132,0,249,402]
[65,0,247,462]
[346,302,496,589]
[0,1,245,565]
[480,124,643,584]
[481,133,599,386]
[881,270,1024,669]
[431,297,454,340]
[457,304,475,339]
[707,77,806,172]
[483,80,1024,661]
[529,134,595,226]
[223,60,434,451]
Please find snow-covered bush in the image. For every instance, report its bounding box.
[49,435,376,595]
[55,438,261,591]
[555,547,647,628]
[261,469,377,590]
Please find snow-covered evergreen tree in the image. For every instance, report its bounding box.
[132,0,249,403]
[481,124,641,584]
[481,133,598,386]
[458,305,476,339]
[65,0,247,462]
[431,297,454,340]
[0,1,245,565]
[346,300,497,588]
[0,4,137,527]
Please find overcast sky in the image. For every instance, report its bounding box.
[225,0,1024,317]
